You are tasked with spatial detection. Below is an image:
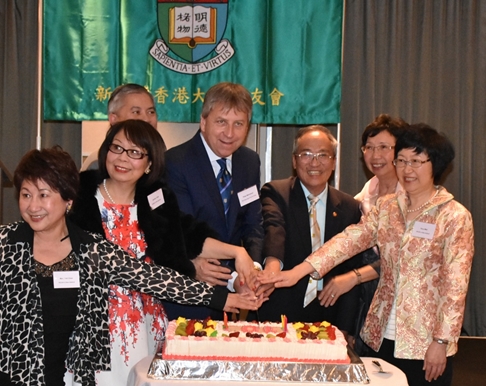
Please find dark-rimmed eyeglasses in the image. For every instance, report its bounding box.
[393,158,430,168]
[294,151,334,164]
[361,145,395,153]
[108,144,148,160]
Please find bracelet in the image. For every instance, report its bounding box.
[353,268,362,284]
[433,337,449,345]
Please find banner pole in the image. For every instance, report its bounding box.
[335,0,345,190]
[335,123,341,190]
[36,0,43,150]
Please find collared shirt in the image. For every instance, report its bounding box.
[200,132,233,177]
[300,182,328,243]
[354,175,404,216]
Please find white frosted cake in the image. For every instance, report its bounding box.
[163,317,349,364]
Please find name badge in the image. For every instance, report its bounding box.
[53,271,80,289]
[148,188,165,210]
[237,185,259,207]
[411,221,436,240]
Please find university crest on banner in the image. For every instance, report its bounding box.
[150,0,235,74]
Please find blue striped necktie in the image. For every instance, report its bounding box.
[216,158,233,217]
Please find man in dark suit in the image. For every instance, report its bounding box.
[257,125,362,340]
[164,82,264,319]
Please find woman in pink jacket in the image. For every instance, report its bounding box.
[260,124,474,386]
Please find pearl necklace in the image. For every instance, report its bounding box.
[406,189,439,213]
[103,179,134,205]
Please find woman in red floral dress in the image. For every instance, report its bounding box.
[70,119,258,385]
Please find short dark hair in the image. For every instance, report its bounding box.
[395,123,455,184]
[14,146,79,201]
[201,82,252,122]
[361,114,409,147]
[98,119,166,187]
[293,125,338,156]
[108,83,155,114]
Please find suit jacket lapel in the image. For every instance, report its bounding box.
[225,147,244,232]
[324,186,342,242]
[289,178,313,256]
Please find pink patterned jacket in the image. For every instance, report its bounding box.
[307,186,474,359]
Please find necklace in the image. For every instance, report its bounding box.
[103,179,116,204]
[406,189,439,213]
[102,179,134,205]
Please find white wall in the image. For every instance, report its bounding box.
[81,121,198,162]
[81,121,266,180]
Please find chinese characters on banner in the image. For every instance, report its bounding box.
[43,0,343,124]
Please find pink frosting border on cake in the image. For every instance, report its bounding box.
[163,353,350,364]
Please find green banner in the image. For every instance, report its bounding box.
[43,0,343,124]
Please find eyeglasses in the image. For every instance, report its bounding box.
[361,145,395,153]
[393,158,430,168]
[295,151,334,164]
[108,144,148,159]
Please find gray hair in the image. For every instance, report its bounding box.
[107,83,155,114]
[293,125,338,155]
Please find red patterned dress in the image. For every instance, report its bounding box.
[94,189,168,385]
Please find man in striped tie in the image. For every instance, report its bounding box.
[165,82,264,320]
[257,125,364,344]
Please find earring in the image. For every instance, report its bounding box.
[145,167,151,174]
[66,203,72,214]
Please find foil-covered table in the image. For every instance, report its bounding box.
[147,347,370,383]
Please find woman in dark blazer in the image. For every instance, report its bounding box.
[70,119,258,385]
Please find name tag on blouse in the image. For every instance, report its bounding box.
[411,222,436,240]
[53,271,80,288]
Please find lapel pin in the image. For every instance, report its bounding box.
[333,211,337,217]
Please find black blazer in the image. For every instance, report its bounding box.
[259,177,363,332]
[70,170,218,278]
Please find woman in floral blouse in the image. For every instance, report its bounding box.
[260,124,474,386]
[0,147,260,386]
[320,114,408,355]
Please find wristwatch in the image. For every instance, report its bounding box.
[310,271,321,280]
[433,337,449,345]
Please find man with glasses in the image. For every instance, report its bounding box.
[257,125,363,340]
